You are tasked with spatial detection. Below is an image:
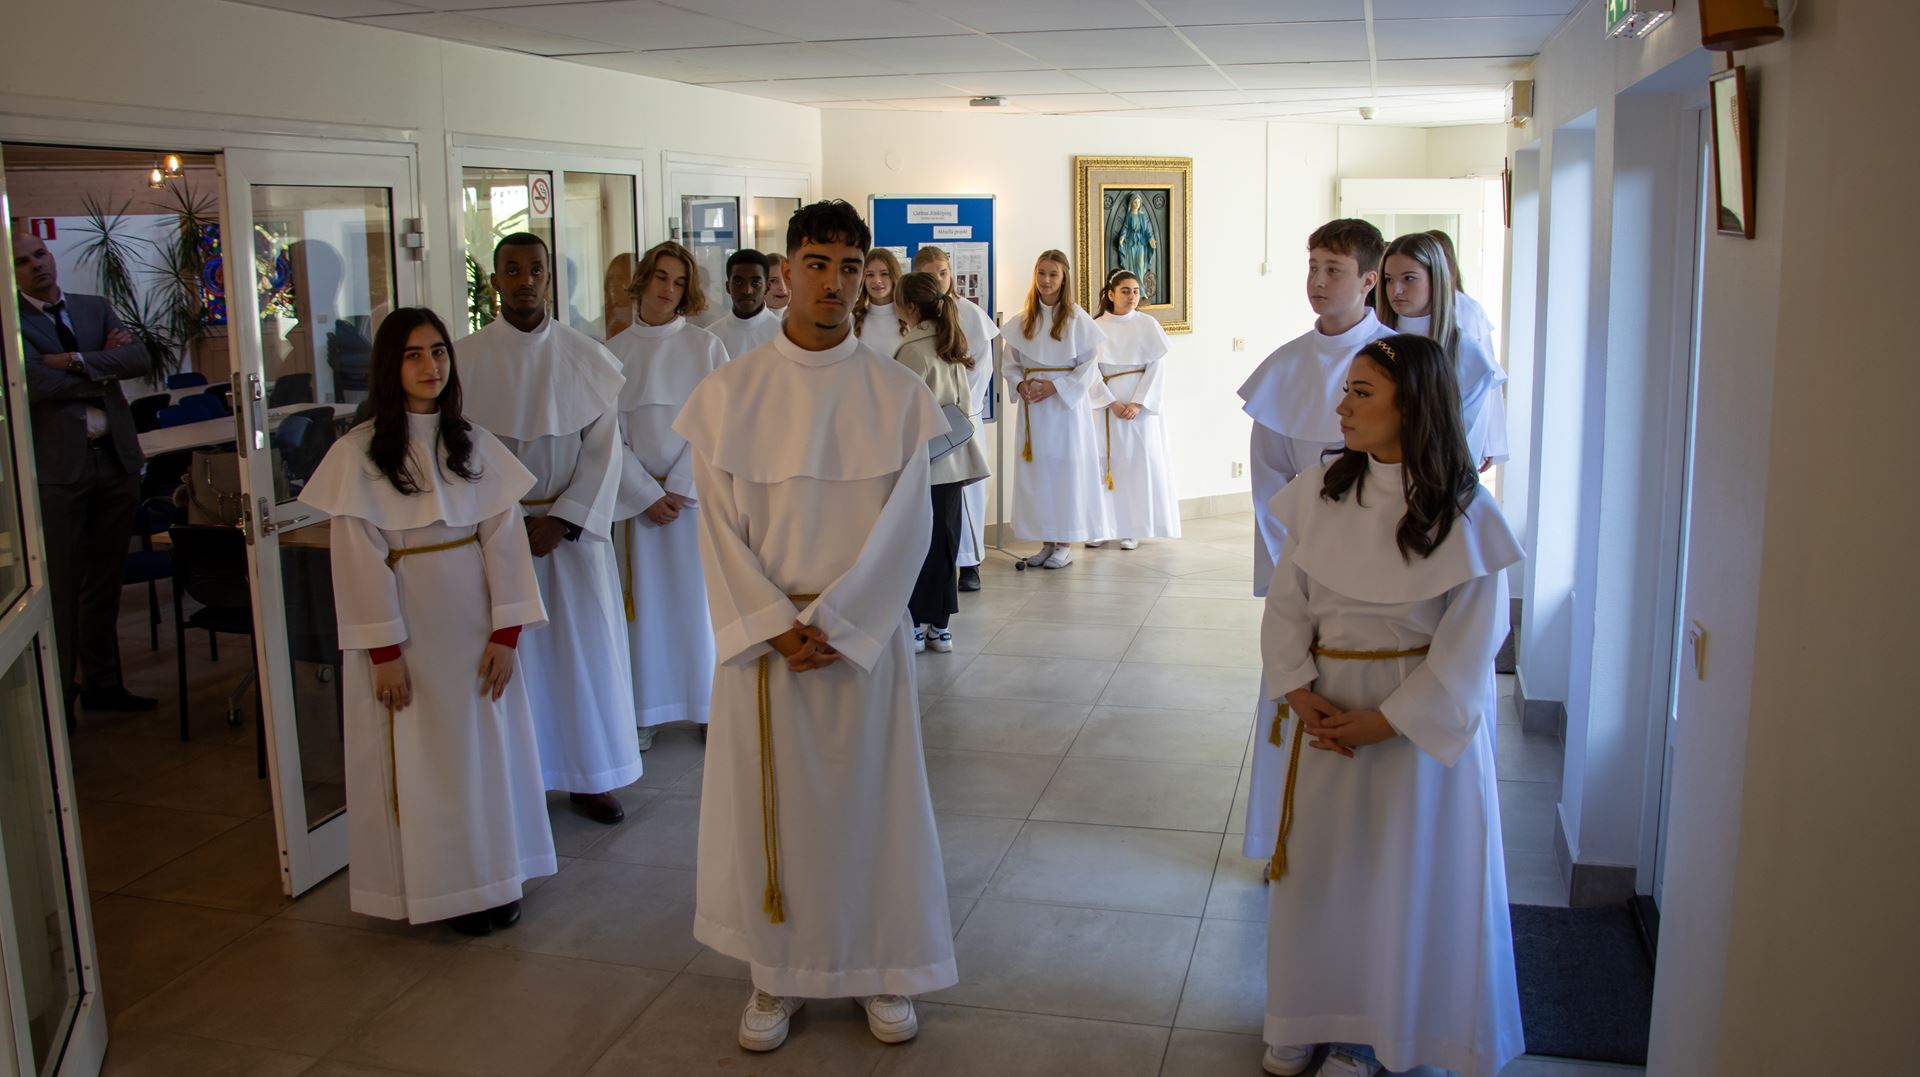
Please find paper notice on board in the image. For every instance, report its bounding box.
[932,225,972,239]
[881,245,910,263]
[947,242,991,309]
[906,204,960,224]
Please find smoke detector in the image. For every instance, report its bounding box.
[969,96,1007,108]
[1358,106,1376,121]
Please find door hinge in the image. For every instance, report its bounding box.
[403,218,427,260]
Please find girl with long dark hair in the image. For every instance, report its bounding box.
[1252,333,1525,1077]
[298,306,554,937]
[1090,268,1180,549]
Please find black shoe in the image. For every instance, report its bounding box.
[957,567,981,592]
[448,909,493,937]
[489,901,522,930]
[569,791,625,825]
[79,686,158,712]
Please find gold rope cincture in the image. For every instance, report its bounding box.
[520,495,559,508]
[377,533,487,825]
[1018,366,1075,462]
[1099,367,1146,491]
[755,593,820,924]
[1265,642,1432,883]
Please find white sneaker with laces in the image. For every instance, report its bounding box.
[913,626,927,653]
[634,726,655,751]
[1042,545,1074,569]
[1024,544,1054,567]
[1084,539,1107,548]
[1261,1044,1313,1076]
[859,994,918,1043]
[738,989,804,1052]
[1318,1050,1381,1077]
[928,627,953,653]
[1119,537,1139,550]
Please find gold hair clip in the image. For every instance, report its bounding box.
[1373,341,1396,360]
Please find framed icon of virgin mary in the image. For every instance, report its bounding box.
[1073,155,1193,334]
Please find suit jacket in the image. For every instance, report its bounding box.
[17,292,149,483]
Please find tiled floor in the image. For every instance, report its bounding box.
[72,511,1633,1077]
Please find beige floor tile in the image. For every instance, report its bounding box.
[545,788,657,858]
[472,858,700,972]
[120,815,294,916]
[948,898,975,937]
[923,749,1060,818]
[1498,1057,1646,1075]
[591,792,702,869]
[117,919,452,1056]
[1158,1028,1273,1076]
[336,947,672,1077]
[1204,834,1271,922]
[938,612,1004,654]
[1124,626,1263,669]
[302,1062,429,1077]
[981,620,1139,662]
[1505,850,1569,908]
[110,744,276,819]
[1157,578,1261,600]
[1228,761,1253,837]
[1032,758,1236,832]
[632,726,710,789]
[1181,566,1257,582]
[1016,591,1159,626]
[1174,917,1266,1034]
[954,586,1035,620]
[98,1029,316,1077]
[1497,727,1566,783]
[78,801,247,893]
[682,945,751,981]
[870,1003,1167,1077]
[279,868,462,940]
[1498,780,1561,855]
[911,651,978,696]
[984,820,1219,917]
[1068,706,1249,767]
[1143,596,1265,632]
[933,899,1199,1025]
[921,697,1092,756]
[1114,544,1248,579]
[91,894,264,999]
[583,973,888,1077]
[70,731,214,803]
[1099,662,1262,713]
[983,572,1169,597]
[934,812,1025,898]
[944,654,1117,704]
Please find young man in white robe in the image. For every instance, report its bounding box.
[1090,269,1180,548]
[913,245,999,591]
[709,248,784,359]
[605,241,729,751]
[1003,249,1113,568]
[1253,334,1523,1077]
[675,199,955,1054]
[456,233,640,825]
[300,307,553,937]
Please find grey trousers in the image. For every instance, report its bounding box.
[39,442,140,696]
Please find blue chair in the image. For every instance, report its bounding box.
[156,394,228,427]
[166,372,209,389]
[124,499,176,651]
[130,393,169,433]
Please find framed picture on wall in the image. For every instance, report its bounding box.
[1708,65,1756,238]
[1073,156,1193,333]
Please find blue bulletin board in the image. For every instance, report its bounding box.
[867,194,999,422]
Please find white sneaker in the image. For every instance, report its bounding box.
[913,626,927,653]
[928,627,953,653]
[1084,539,1107,548]
[1262,1044,1313,1076]
[859,994,918,1043]
[1318,1051,1381,1077]
[635,726,655,752]
[1042,545,1074,569]
[1023,544,1054,567]
[1119,537,1139,550]
[738,989,804,1052]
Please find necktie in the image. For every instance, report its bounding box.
[46,301,81,353]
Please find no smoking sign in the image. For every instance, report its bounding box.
[529,174,552,219]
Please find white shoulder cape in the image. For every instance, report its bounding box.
[1094,310,1171,366]
[456,317,625,441]
[1238,310,1392,442]
[605,316,729,410]
[299,413,535,530]
[1002,303,1102,366]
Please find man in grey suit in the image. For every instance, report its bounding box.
[12,231,156,713]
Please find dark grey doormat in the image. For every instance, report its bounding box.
[1510,903,1653,1065]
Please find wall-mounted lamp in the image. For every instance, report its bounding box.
[162,153,185,177]
[148,166,167,189]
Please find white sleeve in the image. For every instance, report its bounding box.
[329,516,405,651]
[691,452,801,667]
[1380,570,1508,767]
[1259,531,1318,701]
[553,407,623,537]
[477,505,548,631]
[611,412,667,520]
[1130,353,1168,415]
[797,450,934,675]
[1248,426,1297,598]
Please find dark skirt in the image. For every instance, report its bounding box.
[910,482,967,629]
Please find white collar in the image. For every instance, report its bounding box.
[773,326,860,368]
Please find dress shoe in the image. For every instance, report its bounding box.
[489,900,522,930]
[80,686,157,712]
[448,909,493,937]
[569,791,625,825]
[957,566,981,592]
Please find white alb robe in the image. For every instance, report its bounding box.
[605,316,728,729]
[954,295,1000,568]
[1453,294,1511,465]
[675,329,957,999]
[710,306,783,360]
[1093,310,1181,539]
[1237,310,1393,597]
[1250,458,1524,1076]
[300,414,554,922]
[854,299,908,351]
[1002,304,1115,542]
[457,317,642,792]
[1394,312,1508,465]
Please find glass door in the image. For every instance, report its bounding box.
[215,147,420,897]
[0,154,109,1076]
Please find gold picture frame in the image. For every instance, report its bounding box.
[1073,155,1193,334]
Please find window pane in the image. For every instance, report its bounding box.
[679,195,740,307]
[462,168,555,332]
[560,172,638,342]
[747,196,800,257]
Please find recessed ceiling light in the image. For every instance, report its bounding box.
[969,96,1007,108]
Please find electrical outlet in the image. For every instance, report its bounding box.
[1230,462,1246,478]
[1232,337,1246,352]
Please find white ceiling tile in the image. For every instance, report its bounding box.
[838,96,1001,112]
[414,0,611,8]
[568,49,761,82]
[236,0,425,17]
[1145,0,1361,26]
[764,74,975,100]
[1179,20,1371,65]
[1070,65,1234,93]
[1370,15,1564,59]
[1018,92,1136,113]
[642,41,900,79]
[1221,60,1372,89]
[675,0,961,41]
[1113,88,1254,107]
[991,27,1199,69]
[1370,0,1578,17]
[1369,56,1532,85]
[925,0,1159,34]
[825,34,1047,73]
[350,11,609,54]
[932,69,1099,95]
[475,2,784,50]
[703,79,855,102]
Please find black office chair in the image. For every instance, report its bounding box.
[123,499,176,651]
[167,371,208,389]
[201,383,234,411]
[130,393,169,434]
[168,525,263,775]
[157,394,227,427]
[267,372,315,407]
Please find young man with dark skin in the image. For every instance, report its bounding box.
[709,248,782,359]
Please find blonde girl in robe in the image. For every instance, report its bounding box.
[1089,269,1180,548]
[1001,250,1113,568]
[1375,232,1506,469]
[299,307,553,937]
[764,252,790,314]
[853,247,907,344]
[1255,332,1523,1077]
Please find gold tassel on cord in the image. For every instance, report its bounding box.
[1267,703,1303,881]
[387,703,401,827]
[757,654,785,923]
[621,520,636,623]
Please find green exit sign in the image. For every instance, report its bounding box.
[1608,0,1673,38]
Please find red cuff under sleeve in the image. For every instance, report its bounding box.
[369,644,402,665]
[490,625,522,649]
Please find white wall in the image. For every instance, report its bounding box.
[821,111,1505,526]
